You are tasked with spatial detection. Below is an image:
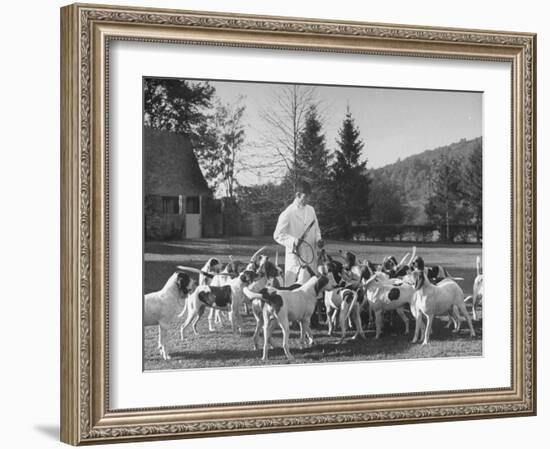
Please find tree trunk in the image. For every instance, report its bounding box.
[445,210,450,243]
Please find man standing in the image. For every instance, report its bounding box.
[273,181,324,286]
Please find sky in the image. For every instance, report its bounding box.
[194,79,482,186]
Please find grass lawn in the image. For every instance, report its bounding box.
[143,237,483,371]
[144,313,483,371]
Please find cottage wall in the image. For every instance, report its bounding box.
[143,128,218,240]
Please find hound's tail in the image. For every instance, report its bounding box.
[476,256,482,277]
[342,290,359,324]
[442,266,464,282]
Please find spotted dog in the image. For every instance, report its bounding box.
[253,274,336,361]
[361,269,415,339]
[179,269,258,338]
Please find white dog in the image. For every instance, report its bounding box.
[359,271,414,339]
[323,287,365,340]
[254,274,336,361]
[465,256,483,320]
[410,261,476,345]
[243,257,302,351]
[143,270,195,360]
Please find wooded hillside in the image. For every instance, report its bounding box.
[371,137,482,224]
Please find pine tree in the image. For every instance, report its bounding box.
[462,143,483,242]
[328,108,371,238]
[295,106,332,225]
[425,155,466,242]
[296,105,330,182]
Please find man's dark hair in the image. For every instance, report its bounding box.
[295,180,312,195]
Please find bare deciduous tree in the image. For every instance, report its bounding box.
[241,85,322,185]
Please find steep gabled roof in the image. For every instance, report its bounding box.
[144,128,211,197]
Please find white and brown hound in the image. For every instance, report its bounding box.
[251,272,336,361]
[360,270,413,339]
[410,257,476,345]
[144,269,196,360]
[179,268,258,338]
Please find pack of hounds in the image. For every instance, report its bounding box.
[144,246,483,362]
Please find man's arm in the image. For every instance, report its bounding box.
[273,208,296,251]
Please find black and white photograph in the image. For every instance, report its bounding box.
[143,77,483,371]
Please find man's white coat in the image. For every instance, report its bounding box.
[273,199,322,286]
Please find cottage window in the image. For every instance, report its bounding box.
[162,196,180,214]
[186,196,200,214]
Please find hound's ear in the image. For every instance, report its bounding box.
[360,265,372,280]
[177,272,190,283]
[315,276,329,295]
[177,272,191,293]
[395,265,408,277]
[240,271,255,283]
[414,271,425,290]
[415,256,425,271]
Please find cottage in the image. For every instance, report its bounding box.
[144,128,220,240]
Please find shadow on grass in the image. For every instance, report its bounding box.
[170,347,262,361]
[169,334,415,362]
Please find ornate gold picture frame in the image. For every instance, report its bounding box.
[60,3,536,445]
